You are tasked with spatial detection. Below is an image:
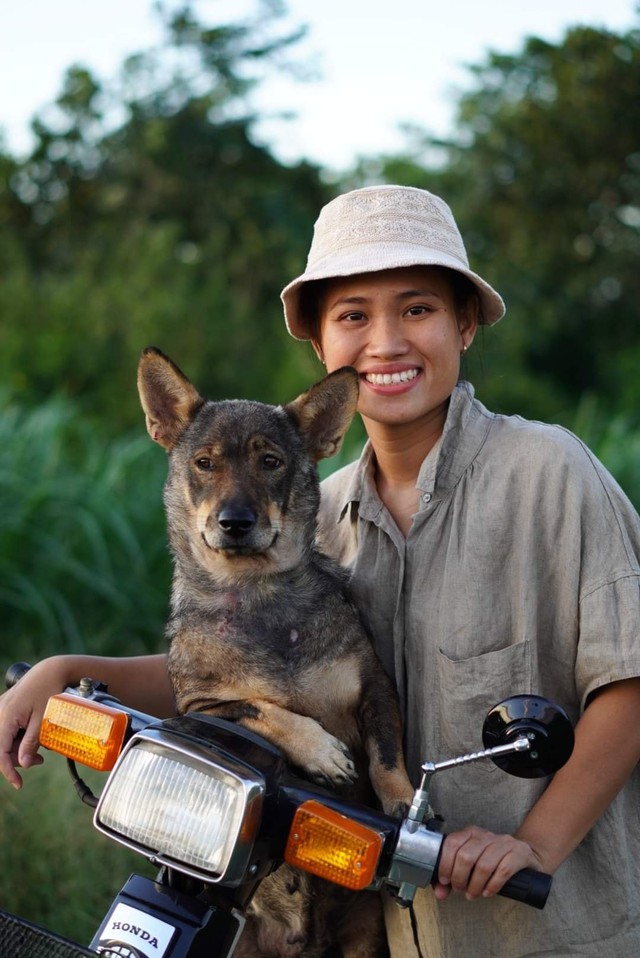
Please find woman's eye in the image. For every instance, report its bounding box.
[339,311,365,323]
[262,454,282,470]
[406,304,432,317]
[195,457,214,471]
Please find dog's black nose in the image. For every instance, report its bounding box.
[217,506,257,538]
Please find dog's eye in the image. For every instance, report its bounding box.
[195,457,214,472]
[262,454,282,470]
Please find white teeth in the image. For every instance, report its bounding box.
[364,368,419,386]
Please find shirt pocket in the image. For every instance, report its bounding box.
[435,640,531,771]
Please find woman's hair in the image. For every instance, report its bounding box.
[300,267,482,346]
[298,279,328,345]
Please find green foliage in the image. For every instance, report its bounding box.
[0,392,171,662]
[0,0,328,432]
[570,395,640,509]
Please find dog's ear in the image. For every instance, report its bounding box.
[137,346,204,451]
[285,367,359,462]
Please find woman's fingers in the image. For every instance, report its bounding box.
[435,826,540,901]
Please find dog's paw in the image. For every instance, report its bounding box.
[381,797,411,819]
[377,781,416,819]
[303,733,358,788]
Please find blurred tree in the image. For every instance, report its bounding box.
[0,1,328,430]
[5,11,640,431]
[375,23,640,423]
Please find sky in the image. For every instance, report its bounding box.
[1,0,638,172]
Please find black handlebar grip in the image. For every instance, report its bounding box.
[5,662,31,690]
[498,868,552,909]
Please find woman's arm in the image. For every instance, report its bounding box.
[434,676,640,900]
[0,653,174,789]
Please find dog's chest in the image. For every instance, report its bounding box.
[213,604,332,668]
[169,605,363,722]
[169,582,366,718]
[202,585,351,659]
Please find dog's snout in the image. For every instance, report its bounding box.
[218,506,257,538]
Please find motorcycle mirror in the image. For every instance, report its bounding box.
[482,696,574,778]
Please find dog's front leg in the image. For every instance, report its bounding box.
[201,699,358,788]
[357,673,415,818]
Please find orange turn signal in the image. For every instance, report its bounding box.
[285,800,383,890]
[40,693,129,771]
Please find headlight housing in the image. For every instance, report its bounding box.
[94,727,265,885]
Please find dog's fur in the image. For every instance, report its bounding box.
[137,347,413,958]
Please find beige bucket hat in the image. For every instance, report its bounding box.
[281,184,505,340]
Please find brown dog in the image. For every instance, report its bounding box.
[137,347,413,957]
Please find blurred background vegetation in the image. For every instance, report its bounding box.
[1,0,640,944]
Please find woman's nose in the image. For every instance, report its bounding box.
[366,316,408,356]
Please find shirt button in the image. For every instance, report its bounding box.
[422,493,432,503]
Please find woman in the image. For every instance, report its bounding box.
[2,184,640,956]
[279,185,640,956]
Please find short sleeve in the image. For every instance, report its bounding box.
[577,573,640,706]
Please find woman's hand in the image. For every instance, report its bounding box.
[434,826,543,901]
[0,657,70,789]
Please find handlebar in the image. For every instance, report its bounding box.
[495,868,551,909]
[5,662,31,689]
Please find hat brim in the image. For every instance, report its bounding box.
[281,244,505,340]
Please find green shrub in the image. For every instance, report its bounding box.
[570,395,640,510]
[0,391,172,663]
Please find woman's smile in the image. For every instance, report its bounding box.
[361,366,422,388]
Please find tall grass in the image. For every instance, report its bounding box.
[570,394,640,510]
[0,391,172,664]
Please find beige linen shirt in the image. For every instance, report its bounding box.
[318,381,640,958]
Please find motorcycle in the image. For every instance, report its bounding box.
[0,662,574,958]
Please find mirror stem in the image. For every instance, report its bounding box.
[406,737,531,831]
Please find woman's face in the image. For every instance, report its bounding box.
[314,266,477,436]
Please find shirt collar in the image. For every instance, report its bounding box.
[431,380,493,497]
[334,380,493,520]
[335,441,379,523]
